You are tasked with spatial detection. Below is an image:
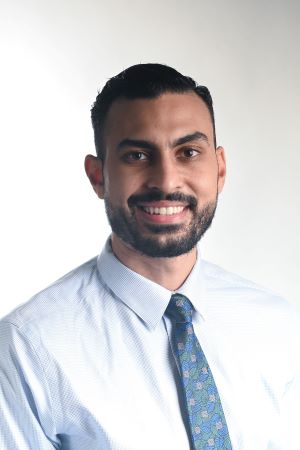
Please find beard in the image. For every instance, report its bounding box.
[104,190,217,258]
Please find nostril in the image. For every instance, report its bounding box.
[146,170,182,191]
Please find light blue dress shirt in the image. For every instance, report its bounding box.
[0,239,300,449]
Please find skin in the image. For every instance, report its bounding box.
[85,92,226,291]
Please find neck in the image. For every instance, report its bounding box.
[111,234,197,291]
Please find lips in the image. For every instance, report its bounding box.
[134,202,189,225]
[140,205,185,215]
[127,191,197,211]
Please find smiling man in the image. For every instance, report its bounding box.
[86,87,224,280]
[0,64,299,450]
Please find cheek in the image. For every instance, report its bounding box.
[104,169,136,205]
[192,169,219,199]
[196,179,217,196]
[194,164,218,185]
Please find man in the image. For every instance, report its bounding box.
[0,64,299,450]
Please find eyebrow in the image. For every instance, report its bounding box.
[117,138,157,152]
[117,131,209,152]
[173,131,208,146]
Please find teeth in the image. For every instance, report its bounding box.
[142,206,185,215]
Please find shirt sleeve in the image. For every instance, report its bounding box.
[0,320,59,449]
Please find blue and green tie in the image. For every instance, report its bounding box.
[166,293,232,450]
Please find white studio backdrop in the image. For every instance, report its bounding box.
[0,0,299,317]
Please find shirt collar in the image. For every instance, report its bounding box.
[176,254,207,320]
[97,238,207,330]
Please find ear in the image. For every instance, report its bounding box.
[216,146,226,193]
[84,154,105,199]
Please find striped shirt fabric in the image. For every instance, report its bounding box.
[0,238,299,449]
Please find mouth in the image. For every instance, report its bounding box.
[139,205,185,216]
[135,202,190,225]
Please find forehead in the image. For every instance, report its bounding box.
[103,92,214,145]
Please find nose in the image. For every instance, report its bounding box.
[145,156,183,193]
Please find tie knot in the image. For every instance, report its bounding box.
[165,294,193,323]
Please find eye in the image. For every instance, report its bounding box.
[123,151,148,162]
[181,147,200,158]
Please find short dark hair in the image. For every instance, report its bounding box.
[91,63,216,160]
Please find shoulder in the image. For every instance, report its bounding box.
[203,258,284,298]
[0,256,101,333]
[201,259,299,326]
[202,259,274,293]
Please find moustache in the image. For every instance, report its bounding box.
[127,190,198,209]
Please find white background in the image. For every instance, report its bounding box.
[0,0,299,317]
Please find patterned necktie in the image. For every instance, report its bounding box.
[166,293,232,450]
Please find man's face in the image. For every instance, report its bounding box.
[86,92,226,258]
